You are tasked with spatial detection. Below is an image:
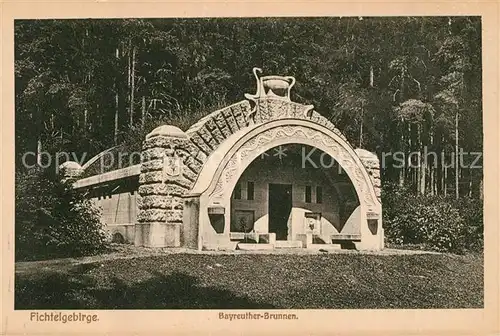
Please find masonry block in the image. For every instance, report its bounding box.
[139,171,164,184]
[197,127,212,144]
[138,183,187,196]
[142,148,168,161]
[189,133,211,156]
[141,159,164,172]
[214,113,232,138]
[223,110,238,132]
[231,104,248,128]
[138,209,167,223]
[140,195,172,209]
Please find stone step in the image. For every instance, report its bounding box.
[203,242,238,251]
[274,240,303,249]
[306,244,342,251]
[237,243,274,251]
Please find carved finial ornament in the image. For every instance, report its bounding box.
[245,68,315,125]
[244,67,296,102]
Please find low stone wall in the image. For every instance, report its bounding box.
[108,224,135,244]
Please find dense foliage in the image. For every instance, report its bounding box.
[15,17,482,197]
[15,168,108,261]
[382,183,483,253]
[451,196,484,251]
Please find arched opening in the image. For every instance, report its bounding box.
[228,144,360,244]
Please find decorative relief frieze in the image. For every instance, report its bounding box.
[209,124,381,211]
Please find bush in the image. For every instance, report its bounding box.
[382,183,482,253]
[451,197,483,251]
[15,168,108,261]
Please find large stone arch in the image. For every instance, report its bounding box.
[188,119,382,251]
[206,120,378,209]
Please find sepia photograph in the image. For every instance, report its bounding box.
[11,16,486,311]
[1,1,497,332]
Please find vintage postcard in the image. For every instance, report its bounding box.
[1,1,499,335]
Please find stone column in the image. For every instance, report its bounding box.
[135,125,194,248]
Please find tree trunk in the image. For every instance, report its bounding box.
[429,132,434,195]
[399,125,404,186]
[97,103,102,129]
[468,172,472,197]
[479,178,483,200]
[141,96,146,130]
[114,93,119,145]
[129,45,136,128]
[84,109,88,131]
[114,47,120,145]
[455,105,459,199]
[437,133,444,195]
[36,137,42,166]
[127,40,131,89]
[408,123,412,190]
[429,164,434,195]
[359,101,364,147]
[420,125,426,195]
[441,153,444,196]
[420,162,426,194]
[444,163,448,197]
[369,65,374,87]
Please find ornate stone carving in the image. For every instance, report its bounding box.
[244,67,296,101]
[244,68,317,125]
[209,124,381,212]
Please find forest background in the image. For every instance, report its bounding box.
[14,17,483,257]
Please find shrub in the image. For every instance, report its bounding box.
[15,168,108,261]
[382,183,482,253]
[451,197,483,252]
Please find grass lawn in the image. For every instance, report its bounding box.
[15,249,483,309]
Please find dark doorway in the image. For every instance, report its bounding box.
[268,184,292,240]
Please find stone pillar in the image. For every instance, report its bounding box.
[355,149,381,202]
[136,125,194,248]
